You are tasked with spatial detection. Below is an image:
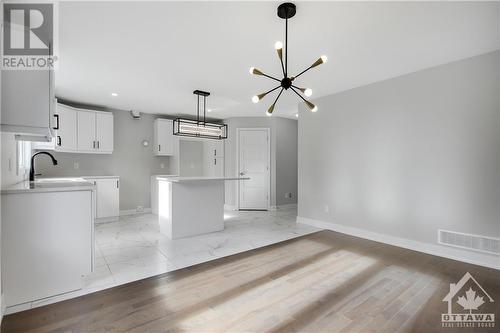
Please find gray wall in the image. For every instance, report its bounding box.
[36,110,171,211]
[276,118,298,206]
[299,51,500,245]
[179,140,204,176]
[224,116,298,208]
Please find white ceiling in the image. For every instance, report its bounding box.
[56,1,499,119]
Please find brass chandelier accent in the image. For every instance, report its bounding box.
[249,2,327,116]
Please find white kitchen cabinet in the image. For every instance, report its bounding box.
[77,111,96,152]
[204,156,224,177]
[203,140,225,177]
[55,104,78,151]
[96,113,114,152]
[1,183,93,307]
[85,177,120,221]
[1,69,56,141]
[205,140,224,158]
[77,110,113,154]
[154,119,174,156]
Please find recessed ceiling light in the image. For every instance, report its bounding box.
[111,92,118,97]
[295,113,299,118]
[207,108,213,112]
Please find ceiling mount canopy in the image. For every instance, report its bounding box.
[173,90,228,140]
[250,2,327,116]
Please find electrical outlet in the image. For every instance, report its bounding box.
[324,205,330,214]
[136,206,144,212]
[74,162,79,170]
[285,192,293,199]
[160,163,165,169]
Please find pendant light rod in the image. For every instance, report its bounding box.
[193,90,210,124]
[285,17,288,76]
[197,94,200,124]
[203,95,206,124]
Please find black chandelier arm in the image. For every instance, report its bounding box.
[290,86,310,104]
[278,52,285,77]
[291,84,306,91]
[264,85,282,97]
[293,65,313,80]
[260,72,281,82]
[273,87,285,107]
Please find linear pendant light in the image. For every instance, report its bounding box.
[249,2,327,115]
[173,90,228,140]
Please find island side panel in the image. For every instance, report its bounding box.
[171,180,224,239]
[158,180,174,239]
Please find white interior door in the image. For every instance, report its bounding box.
[238,129,270,210]
[77,111,95,151]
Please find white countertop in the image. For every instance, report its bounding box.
[82,175,120,179]
[1,177,95,194]
[156,176,250,183]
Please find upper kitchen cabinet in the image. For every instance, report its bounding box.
[96,113,114,152]
[154,118,174,156]
[205,140,224,158]
[54,103,78,152]
[78,110,113,154]
[1,70,56,141]
[77,111,96,151]
[34,103,114,154]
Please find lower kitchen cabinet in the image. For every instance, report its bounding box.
[1,186,93,307]
[85,177,120,221]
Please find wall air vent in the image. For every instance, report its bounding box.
[438,230,500,255]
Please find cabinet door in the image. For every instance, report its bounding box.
[55,104,77,151]
[214,157,224,177]
[1,70,51,128]
[155,119,173,156]
[77,111,96,151]
[210,140,224,157]
[96,178,120,218]
[96,113,113,152]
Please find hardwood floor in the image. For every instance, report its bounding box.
[2,230,499,333]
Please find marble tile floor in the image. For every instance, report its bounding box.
[6,205,320,314]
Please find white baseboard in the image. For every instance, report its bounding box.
[297,216,500,270]
[119,208,152,216]
[226,203,297,211]
[95,216,119,224]
[276,203,297,209]
[0,293,4,325]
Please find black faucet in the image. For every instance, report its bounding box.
[30,151,58,182]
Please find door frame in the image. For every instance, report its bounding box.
[236,127,271,210]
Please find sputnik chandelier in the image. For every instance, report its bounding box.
[249,2,327,116]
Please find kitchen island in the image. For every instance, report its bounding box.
[151,176,248,239]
